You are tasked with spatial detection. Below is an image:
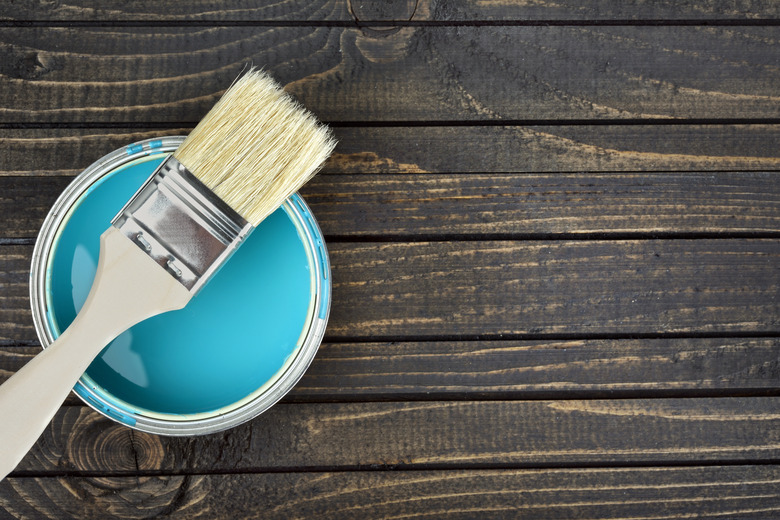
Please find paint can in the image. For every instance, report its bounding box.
[29,136,330,435]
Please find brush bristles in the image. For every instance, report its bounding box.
[173,69,336,226]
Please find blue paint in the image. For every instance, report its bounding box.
[126,143,144,155]
[46,154,316,416]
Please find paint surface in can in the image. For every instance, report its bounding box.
[45,153,315,416]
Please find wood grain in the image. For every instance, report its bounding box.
[2,239,778,341]
[3,0,777,22]
[322,125,780,173]
[433,0,780,22]
[4,0,352,22]
[323,239,779,338]
[305,171,780,237]
[3,171,780,239]
[4,337,779,402]
[11,397,780,473]
[1,0,778,517]
[2,466,780,519]
[1,26,778,122]
[2,126,779,177]
[294,337,780,398]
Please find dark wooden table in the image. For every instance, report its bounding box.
[1,1,779,518]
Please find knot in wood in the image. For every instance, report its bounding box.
[65,413,164,472]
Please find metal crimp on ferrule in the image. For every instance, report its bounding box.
[112,155,253,293]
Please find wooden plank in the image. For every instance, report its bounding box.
[294,337,780,398]
[4,0,353,22]
[323,239,778,338]
[12,398,780,472]
[4,338,780,402]
[432,0,780,22]
[2,126,779,177]
[2,239,778,341]
[4,171,779,239]
[323,125,780,173]
[3,0,777,22]
[2,466,780,519]
[0,246,31,342]
[324,239,780,338]
[1,26,779,122]
[0,129,190,176]
[0,175,70,238]
[305,171,780,237]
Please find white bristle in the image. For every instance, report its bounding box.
[173,69,336,226]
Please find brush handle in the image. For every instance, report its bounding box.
[0,227,190,481]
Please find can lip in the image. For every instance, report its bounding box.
[29,136,331,436]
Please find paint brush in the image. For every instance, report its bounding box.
[0,69,336,480]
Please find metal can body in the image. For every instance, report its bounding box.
[29,137,330,435]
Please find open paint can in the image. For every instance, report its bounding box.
[29,136,330,435]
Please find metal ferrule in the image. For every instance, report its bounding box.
[112,155,253,293]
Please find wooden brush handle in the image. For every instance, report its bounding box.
[0,227,191,481]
